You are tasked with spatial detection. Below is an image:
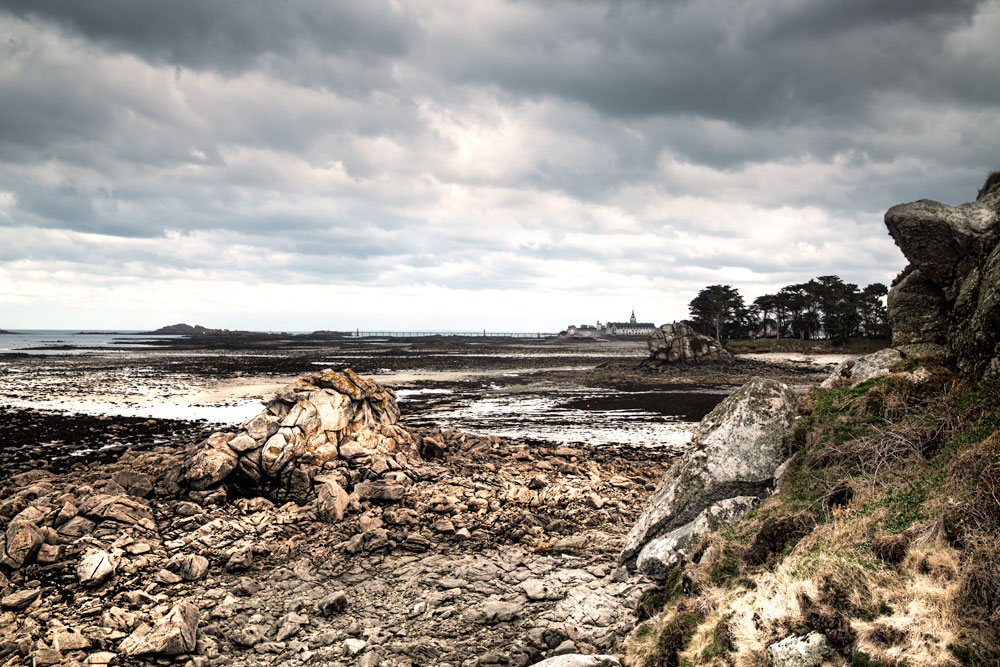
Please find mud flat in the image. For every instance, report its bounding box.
[0,337,837,463]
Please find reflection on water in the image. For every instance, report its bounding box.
[398,384,726,451]
[0,397,261,424]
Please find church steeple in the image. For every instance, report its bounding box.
[630,309,636,324]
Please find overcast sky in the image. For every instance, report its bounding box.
[1,0,998,331]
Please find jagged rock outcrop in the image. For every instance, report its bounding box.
[620,377,796,573]
[885,176,1000,373]
[182,369,421,505]
[646,322,732,365]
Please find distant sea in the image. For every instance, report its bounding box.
[0,330,169,354]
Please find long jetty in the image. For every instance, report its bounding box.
[349,331,555,339]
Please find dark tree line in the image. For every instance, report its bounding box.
[687,276,889,342]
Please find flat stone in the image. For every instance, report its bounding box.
[355,481,406,502]
[481,600,523,625]
[53,631,91,651]
[1,588,40,610]
[521,579,563,601]
[30,648,62,666]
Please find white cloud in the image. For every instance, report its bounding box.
[0,1,997,329]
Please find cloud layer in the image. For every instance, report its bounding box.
[1,0,998,330]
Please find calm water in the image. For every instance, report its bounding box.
[0,330,180,354]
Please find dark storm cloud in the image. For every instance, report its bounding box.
[430,0,992,122]
[0,0,414,74]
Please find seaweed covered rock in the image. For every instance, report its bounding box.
[620,377,796,571]
[886,176,1000,372]
[182,369,420,506]
[646,322,732,365]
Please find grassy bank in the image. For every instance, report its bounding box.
[725,337,890,355]
[625,360,1000,666]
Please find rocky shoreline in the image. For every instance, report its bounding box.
[0,337,844,667]
[0,380,675,667]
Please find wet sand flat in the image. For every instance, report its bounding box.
[0,335,842,475]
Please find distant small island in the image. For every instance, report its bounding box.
[0,329,12,335]
[146,323,232,335]
[146,323,352,338]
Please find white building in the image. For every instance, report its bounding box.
[605,310,656,336]
[562,311,657,337]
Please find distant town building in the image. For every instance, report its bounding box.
[561,310,657,338]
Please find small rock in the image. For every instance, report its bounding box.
[316,478,351,522]
[2,520,43,568]
[30,648,62,666]
[526,655,621,667]
[52,631,91,652]
[175,501,202,517]
[112,471,154,498]
[528,476,548,490]
[521,579,562,601]
[433,518,456,534]
[318,590,348,616]
[481,600,523,625]
[76,549,116,586]
[344,638,367,656]
[169,553,210,581]
[154,568,183,585]
[232,624,269,648]
[0,588,40,610]
[225,548,253,572]
[120,601,200,656]
[767,632,831,667]
[36,543,62,565]
[233,577,261,597]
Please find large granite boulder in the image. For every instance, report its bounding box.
[646,322,732,364]
[885,176,1000,373]
[183,369,421,505]
[620,377,797,571]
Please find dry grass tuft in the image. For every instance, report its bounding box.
[978,169,1000,200]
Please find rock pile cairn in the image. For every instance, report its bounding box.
[182,369,421,510]
[646,321,732,364]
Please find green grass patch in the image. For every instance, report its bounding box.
[655,612,704,667]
